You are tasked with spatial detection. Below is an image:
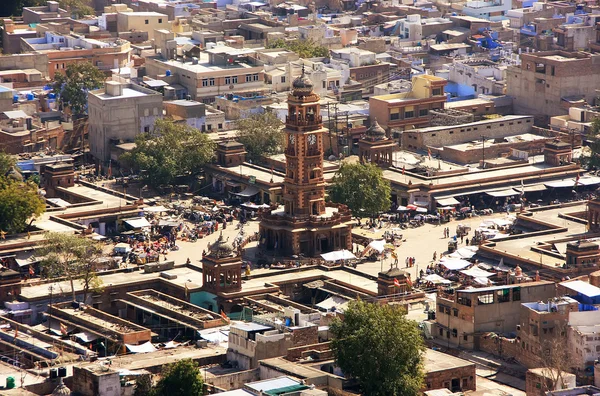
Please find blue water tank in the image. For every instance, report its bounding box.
[48,93,55,99]
[43,85,51,90]
[166,70,172,76]
[13,95,19,103]
[26,93,34,100]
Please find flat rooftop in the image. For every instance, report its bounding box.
[154,53,257,74]
[424,349,474,372]
[20,264,380,300]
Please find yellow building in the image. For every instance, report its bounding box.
[369,74,447,131]
[116,11,169,40]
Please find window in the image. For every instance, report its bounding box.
[225,77,231,85]
[497,289,510,303]
[158,18,162,23]
[452,308,458,317]
[218,123,223,129]
[232,76,238,84]
[431,134,436,137]
[449,131,454,134]
[404,110,414,119]
[145,19,149,24]
[202,79,208,87]
[452,329,458,338]
[281,76,286,83]
[207,124,212,131]
[246,74,252,82]
[432,88,442,96]
[477,293,494,305]
[335,80,339,86]
[253,74,259,81]
[499,123,504,127]
[144,126,150,132]
[419,109,428,117]
[513,287,521,301]
[323,81,326,89]
[209,78,215,86]
[390,113,400,120]
[463,334,468,341]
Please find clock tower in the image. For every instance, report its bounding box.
[259,67,353,257]
[283,66,327,218]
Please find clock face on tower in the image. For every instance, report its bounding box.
[308,134,316,145]
[289,134,295,145]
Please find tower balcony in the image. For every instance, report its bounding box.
[286,115,323,129]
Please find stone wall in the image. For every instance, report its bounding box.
[206,368,260,390]
[0,53,49,77]
[402,116,534,150]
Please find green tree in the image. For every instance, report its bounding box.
[267,38,329,58]
[152,359,204,396]
[329,162,391,218]
[121,119,216,188]
[59,0,94,18]
[134,374,153,396]
[235,112,284,162]
[0,0,44,17]
[583,118,600,169]
[52,62,105,117]
[0,153,45,234]
[38,233,104,302]
[330,300,425,396]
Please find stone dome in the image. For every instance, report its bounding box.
[209,232,234,258]
[52,378,72,396]
[365,119,386,141]
[292,66,314,97]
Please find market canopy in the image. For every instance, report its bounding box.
[486,189,520,197]
[74,331,99,343]
[436,197,460,206]
[126,342,157,354]
[544,179,577,188]
[234,185,259,197]
[368,239,386,253]
[440,258,471,270]
[424,274,451,284]
[123,217,151,229]
[143,205,168,213]
[321,249,356,261]
[460,267,495,278]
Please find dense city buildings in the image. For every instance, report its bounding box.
[1,0,600,394]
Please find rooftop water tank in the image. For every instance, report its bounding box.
[26,93,34,101]
[166,70,172,76]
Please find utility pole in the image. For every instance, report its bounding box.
[481,135,486,169]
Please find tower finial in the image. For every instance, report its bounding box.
[301,64,305,76]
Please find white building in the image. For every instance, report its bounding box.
[568,310,600,371]
[462,0,512,21]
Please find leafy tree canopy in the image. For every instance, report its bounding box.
[52,62,105,117]
[38,232,104,302]
[59,0,94,18]
[152,359,204,396]
[120,118,216,188]
[0,152,45,234]
[0,0,43,17]
[330,300,425,396]
[329,162,391,218]
[583,118,600,169]
[235,112,284,162]
[267,38,329,58]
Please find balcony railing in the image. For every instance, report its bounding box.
[286,115,322,127]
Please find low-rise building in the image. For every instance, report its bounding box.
[402,115,534,151]
[88,81,163,163]
[164,99,225,131]
[21,32,132,78]
[116,11,169,40]
[434,281,556,349]
[507,51,600,121]
[369,74,448,132]
[145,45,266,103]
